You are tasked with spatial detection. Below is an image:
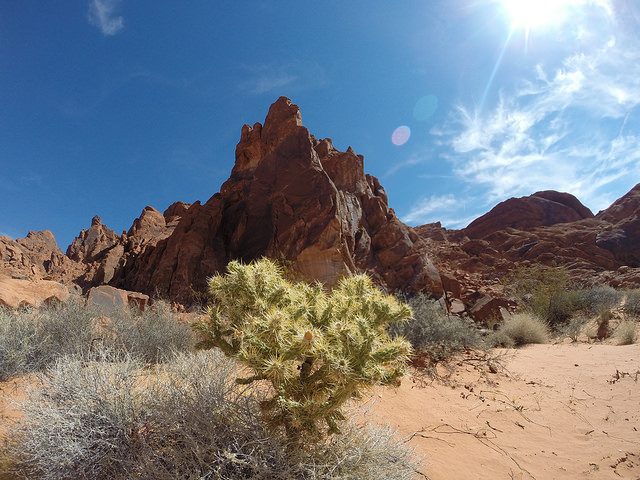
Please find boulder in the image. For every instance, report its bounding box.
[0,275,71,309]
[87,285,149,313]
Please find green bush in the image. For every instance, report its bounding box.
[505,264,579,326]
[575,286,622,316]
[6,349,419,480]
[492,313,549,347]
[388,293,483,363]
[624,289,640,317]
[196,258,412,441]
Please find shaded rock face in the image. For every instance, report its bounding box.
[594,183,640,266]
[113,97,442,302]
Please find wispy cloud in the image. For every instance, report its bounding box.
[88,0,124,36]
[238,61,326,95]
[429,20,640,220]
[403,194,457,224]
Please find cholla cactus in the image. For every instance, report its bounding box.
[195,258,412,441]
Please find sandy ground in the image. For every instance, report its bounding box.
[1,343,639,479]
[367,343,640,479]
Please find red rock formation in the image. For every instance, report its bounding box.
[416,185,640,321]
[594,183,640,266]
[111,97,442,302]
[464,191,594,239]
[0,230,75,281]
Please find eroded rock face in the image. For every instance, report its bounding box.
[67,216,120,263]
[594,183,640,266]
[112,97,442,302]
[0,230,75,281]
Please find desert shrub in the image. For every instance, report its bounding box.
[492,313,549,347]
[0,300,99,381]
[0,307,45,381]
[624,289,640,317]
[574,285,622,316]
[615,321,637,345]
[388,292,483,362]
[196,258,412,441]
[6,349,419,480]
[106,300,195,363]
[505,264,579,326]
[0,299,195,381]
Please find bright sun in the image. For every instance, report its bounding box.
[501,0,576,30]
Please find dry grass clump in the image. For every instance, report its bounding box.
[492,313,549,347]
[5,349,419,480]
[105,300,195,363]
[615,321,638,345]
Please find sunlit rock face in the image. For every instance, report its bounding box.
[0,230,75,281]
[112,97,443,302]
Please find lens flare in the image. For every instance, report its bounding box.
[391,126,411,146]
[413,95,439,121]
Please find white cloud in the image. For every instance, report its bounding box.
[88,0,124,36]
[239,61,326,95]
[431,21,640,218]
[403,194,458,225]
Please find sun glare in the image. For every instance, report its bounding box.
[501,0,575,30]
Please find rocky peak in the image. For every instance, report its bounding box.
[113,97,442,302]
[66,217,121,263]
[1,230,72,281]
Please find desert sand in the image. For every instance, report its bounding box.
[368,343,640,479]
[2,343,639,479]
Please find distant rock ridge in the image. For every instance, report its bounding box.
[414,184,640,321]
[1,98,638,322]
[464,191,594,239]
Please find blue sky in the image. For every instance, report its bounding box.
[2,1,639,250]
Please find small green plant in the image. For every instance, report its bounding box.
[492,313,549,347]
[195,258,412,441]
[559,316,588,342]
[505,264,578,326]
[615,321,637,345]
